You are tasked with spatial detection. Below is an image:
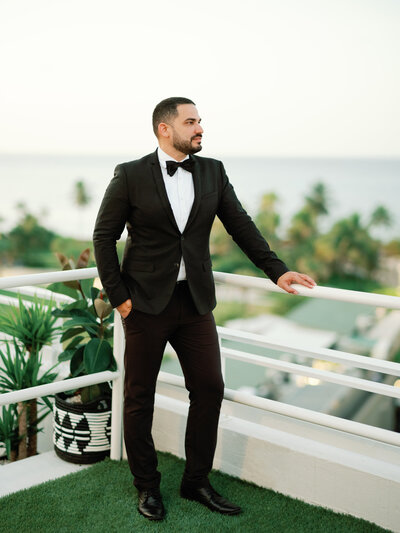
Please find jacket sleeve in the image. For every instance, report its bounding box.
[216,162,289,284]
[93,164,131,308]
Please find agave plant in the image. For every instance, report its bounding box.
[0,339,59,460]
[0,404,19,461]
[0,295,59,356]
[0,295,60,458]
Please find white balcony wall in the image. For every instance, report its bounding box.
[151,381,400,533]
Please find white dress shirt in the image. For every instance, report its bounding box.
[157,147,195,281]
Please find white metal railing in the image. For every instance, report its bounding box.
[213,271,400,309]
[217,327,400,398]
[0,267,124,460]
[1,285,74,304]
[1,267,400,457]
[157,371,400,447]
[0,267,98,291]
[0,371,119,406]
[218,326,400,374]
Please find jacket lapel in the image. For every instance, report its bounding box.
[184,155,202,231]
[149,150,180,233]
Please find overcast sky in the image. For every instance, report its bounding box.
[1,0,399,157]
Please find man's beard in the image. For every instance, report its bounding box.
[172,131,202,155]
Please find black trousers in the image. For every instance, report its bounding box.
[122,281,224,490]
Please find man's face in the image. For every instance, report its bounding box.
[169,104,203,155]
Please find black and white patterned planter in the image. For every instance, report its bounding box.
[53,393,112,464]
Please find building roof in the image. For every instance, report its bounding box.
[286,298,375,335]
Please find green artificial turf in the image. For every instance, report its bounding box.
[0,452,389,533]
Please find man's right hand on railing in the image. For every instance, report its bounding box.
[277,271,317,295]
[117,299,133,318]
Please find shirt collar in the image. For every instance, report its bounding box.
[157,147,189,169]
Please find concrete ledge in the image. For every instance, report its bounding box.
[151,384,400,533]
[0,451,90,498]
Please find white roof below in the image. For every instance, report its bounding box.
[225,314,337,349]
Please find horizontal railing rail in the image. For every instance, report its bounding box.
[218,326,400,400]
[213,271,400,309]
[0,371,120,406]
[1,267,400,309]
[157,371,400,447]
[0,267,98,291]
[219,345,400,399]
[218,326,400,375]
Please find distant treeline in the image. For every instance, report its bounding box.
[210,182,399,289]
[1,183,399,290]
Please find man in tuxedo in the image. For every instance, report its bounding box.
[93,97,316,521]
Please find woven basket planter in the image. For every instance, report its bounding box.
[53,393,112,464]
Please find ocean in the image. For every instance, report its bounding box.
[0,153,399,242]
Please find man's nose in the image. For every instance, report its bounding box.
[195,123,203,134]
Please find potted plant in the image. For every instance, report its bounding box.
[0,404,19,463]
[0,297,60,461]
[50,249,116,464]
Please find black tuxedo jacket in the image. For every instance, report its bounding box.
[93,150,289,315]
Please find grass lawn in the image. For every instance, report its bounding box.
[0,452,389,533]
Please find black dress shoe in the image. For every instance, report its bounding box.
[137,488,165,521]
[180,482,242,515]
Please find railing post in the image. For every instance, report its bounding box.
[219,334,226,381]
[110,311,125,460]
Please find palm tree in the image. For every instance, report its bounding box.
[74,179,91,208]
[254,192,281,249]
[304,182,330,218]
[73,180,91,236]
[287,182,330,248]
[368,206,392,229]
[327,213,380,278]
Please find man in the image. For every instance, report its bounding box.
[93,97,316,521]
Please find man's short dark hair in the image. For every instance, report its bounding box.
[152,97,195,136]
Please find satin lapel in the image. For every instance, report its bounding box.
[149,151,180,233]
[185,156,202,231]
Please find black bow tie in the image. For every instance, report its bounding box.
[166,158,194,176]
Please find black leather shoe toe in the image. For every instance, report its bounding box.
[138,488,165,521]
[180,482,242,515]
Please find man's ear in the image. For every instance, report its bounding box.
[158,122,170,138]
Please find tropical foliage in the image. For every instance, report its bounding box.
[0,249,115,461]
[0,295,59,355]
[0,404,19,461]
[49,249,116,403]
[211,182,395,286]
[0,298,60,461]
[0,182,398,290]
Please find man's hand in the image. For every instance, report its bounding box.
[277,271,317,295]
[117,298,133,318]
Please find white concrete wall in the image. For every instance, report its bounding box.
[353,393,395,430]
[151,382,400,533]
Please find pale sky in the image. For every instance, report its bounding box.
[1,0,399,157]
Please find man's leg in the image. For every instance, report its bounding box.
[169,283,224,487]
[169,283,241,515]
[123,308,170,491]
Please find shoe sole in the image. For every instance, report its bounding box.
[138,508,165,521]
[180,493,242,515]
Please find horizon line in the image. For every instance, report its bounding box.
[1,151,400,161]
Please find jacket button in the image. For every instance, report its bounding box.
[174,263,179,268]
[181,236,185,241]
